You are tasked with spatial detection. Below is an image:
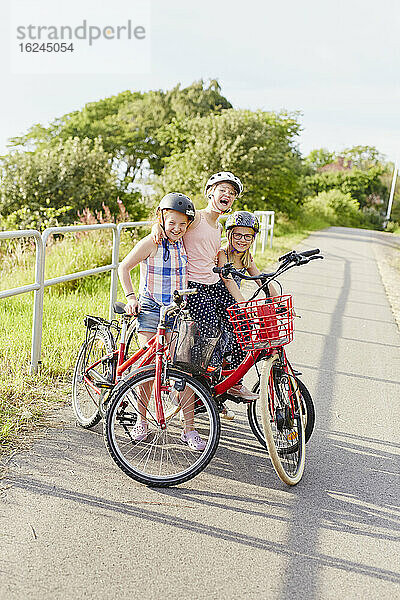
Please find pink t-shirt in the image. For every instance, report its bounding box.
[184,212,222,284]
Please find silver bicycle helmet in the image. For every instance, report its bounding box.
[204,171,243,197]
[225,211,260,234]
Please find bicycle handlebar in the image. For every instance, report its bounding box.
[279,248,320,262]
[213,248,323,300]
[299,248,320,257]
[173,288,198,299]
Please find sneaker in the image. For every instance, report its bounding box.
[181,429,206,451]
[221,404,235,420]
[131,420,149,442]
[227,384,259,402]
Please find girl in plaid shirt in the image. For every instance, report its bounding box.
[119,193,207,451]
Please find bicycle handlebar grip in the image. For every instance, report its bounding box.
[300,248,320,257]
[278,250,295,262]
[174,288,198,297]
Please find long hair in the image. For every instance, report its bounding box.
[225,230,253,269]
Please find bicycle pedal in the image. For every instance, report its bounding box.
[96,381,114,389]
[224,393,252,405]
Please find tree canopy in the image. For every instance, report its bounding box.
[157,109,304,213]
[0,137,145,229]
[0,79,393,231]
[9,80,232,185]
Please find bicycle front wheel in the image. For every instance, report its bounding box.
[260,358,305,485]
[104,367,220,487]
[72,327,115,428]
[247,375,315,449]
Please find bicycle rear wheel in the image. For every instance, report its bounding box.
[125,320,141,360]
[260,357,305,485]
[72,327,115,428]
[247,375,315,449]
[104,366,220,487]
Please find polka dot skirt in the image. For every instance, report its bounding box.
[186,279,245,368]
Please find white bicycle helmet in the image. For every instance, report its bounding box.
[204,171,243,197]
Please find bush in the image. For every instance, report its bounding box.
[302,190,360,226]
[385,221,400,233]
[360,206,385,229]
[304,166,387,208]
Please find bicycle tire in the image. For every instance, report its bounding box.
[247,376,315,449]
[260,357,306,485]
[125,320,141,361]
[72,326,115,428]
[104,366,220,487]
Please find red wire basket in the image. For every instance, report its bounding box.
[227,295,294,351]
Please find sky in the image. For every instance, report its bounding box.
[1,0,399,161]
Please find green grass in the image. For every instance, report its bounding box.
[0,214,328,452]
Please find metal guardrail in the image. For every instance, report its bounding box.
[1,223,149,374]
[1,212,273,374]
[253,211,274,252]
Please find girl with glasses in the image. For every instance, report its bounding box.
[212,212,279,414]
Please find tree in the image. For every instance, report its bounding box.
[304,166,387,208]
[305,148,335,170]
[0,137,144,229]
[8,80,232,185]
[156,109,304,214]
[340,145,385,170]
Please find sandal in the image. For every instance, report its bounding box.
[181,429,206,451]
[131,420,149,442]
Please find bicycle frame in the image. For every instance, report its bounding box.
[82,303,181,428]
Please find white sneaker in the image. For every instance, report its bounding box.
[221,404,235,420]
[227,384,258,402]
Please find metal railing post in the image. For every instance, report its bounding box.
[261,213,267,253]
[30,234,45,374]
[109,226,121,320]
[270,212,274,248]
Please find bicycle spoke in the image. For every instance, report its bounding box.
[105,368,220,486]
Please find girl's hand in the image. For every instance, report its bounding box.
[126,296,139,316]
[151,222,165,244]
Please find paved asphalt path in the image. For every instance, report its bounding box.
[1,227,399,600]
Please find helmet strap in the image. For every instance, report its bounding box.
[209,194,232,215]
[159,210,174,247]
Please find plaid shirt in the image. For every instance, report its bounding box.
[139,239,188,306]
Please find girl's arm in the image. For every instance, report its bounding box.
[151,222,165,245]
[118,236,156,314]
[216,250,246,304]
[247,257,279,297]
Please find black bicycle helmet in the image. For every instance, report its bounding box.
[225,211,260,234]
[157,192,195,222]
[204,171,243,197]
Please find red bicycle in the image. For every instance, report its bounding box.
[97,248,322,487]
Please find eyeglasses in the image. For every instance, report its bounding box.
[232,232,254,241]
[216,185,237,198]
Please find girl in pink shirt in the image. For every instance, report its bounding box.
[153,172,258,404]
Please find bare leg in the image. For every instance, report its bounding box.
[136,331,155,422]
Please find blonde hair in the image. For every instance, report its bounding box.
[225,231,253,269]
